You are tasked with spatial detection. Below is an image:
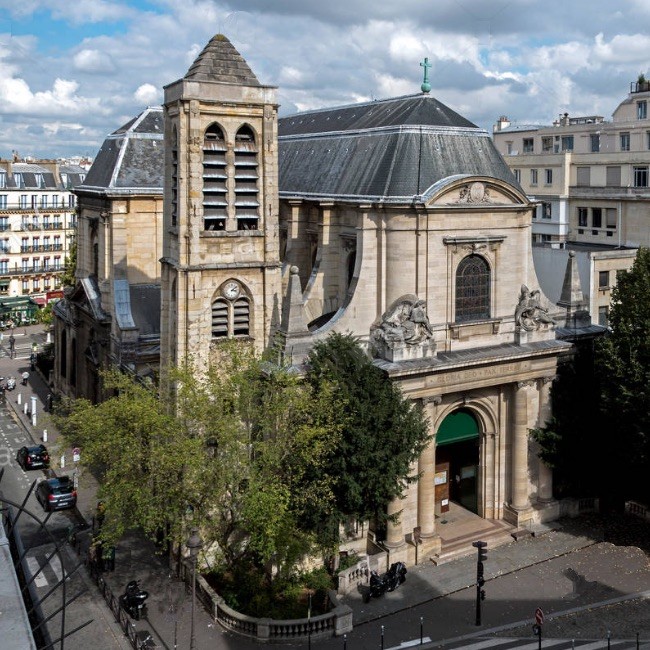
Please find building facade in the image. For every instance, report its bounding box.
[159,36,577,566]
[53,108,163,402]
[0,160,85,322]
[492,81,650,323]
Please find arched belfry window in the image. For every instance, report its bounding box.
[233,125,259,231]
[212,280,251,338]
[202,123,227,231]
[455,255,490,323]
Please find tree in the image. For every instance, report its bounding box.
[305,333,430,531]
[53,369,208,548]
[53,343,343,578]
[35,301,55,327]
[60,240,77,287]
[532,248,650,509]
[595,247,650,506]
[530,341,604,498]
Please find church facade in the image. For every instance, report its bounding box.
[158,35,574,564]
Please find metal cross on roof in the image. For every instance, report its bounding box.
[420,57,432,93]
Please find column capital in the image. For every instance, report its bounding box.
[516,380,535,390]
[541,375,556,385]
[421,395,442,406]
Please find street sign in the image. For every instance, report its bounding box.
[535,607,545,626]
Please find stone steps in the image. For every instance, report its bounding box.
[431,520,516,566]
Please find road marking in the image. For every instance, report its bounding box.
[26,556,49,588]
[50,556,63,582]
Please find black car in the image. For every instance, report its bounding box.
[16,444,50,470]
[36,476,77,512]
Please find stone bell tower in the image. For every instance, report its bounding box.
[160,35,281,372]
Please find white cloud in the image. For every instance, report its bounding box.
[73,49,116,74]
[134,83,161,105]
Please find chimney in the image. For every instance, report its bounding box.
[493,116,511,132]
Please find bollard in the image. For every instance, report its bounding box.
[24,402,28,415]
[343,633,347,650]
[607,630,611,650]
[17,393,22,405]
[420,617,424,645]
[381,625,385,650]
[31,395,37,426]
[42,429,47,443]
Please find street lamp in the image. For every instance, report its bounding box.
[186,527,203,650]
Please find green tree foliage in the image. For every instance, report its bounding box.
[35,301,55,326]
[54,342,342,579]
[530,343,604,498]
[595,247,650,505]
[53,370,196,547]
[60,240,77,287]
[306,332,430,529]
[532,248,650,508]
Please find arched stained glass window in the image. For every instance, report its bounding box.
[455,255,490,323]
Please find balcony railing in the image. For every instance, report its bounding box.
[631,80,650,93]
[0,266,63,276]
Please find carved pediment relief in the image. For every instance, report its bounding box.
[430,180,520,207]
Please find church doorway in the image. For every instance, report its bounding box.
[435,409,480,515]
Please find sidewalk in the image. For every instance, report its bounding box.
[4,326,649,648]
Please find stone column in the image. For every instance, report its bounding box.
[418,396,441,538]
[512,381,532,511]
[537,376,555,502]
[385,495,404,548]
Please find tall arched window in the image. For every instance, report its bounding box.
[455,255,490,323]
[202,123,227,231]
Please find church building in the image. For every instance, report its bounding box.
[158,35,575,565]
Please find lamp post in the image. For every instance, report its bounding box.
[186,528,203,650]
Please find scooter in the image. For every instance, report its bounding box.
[20,372,28,386]
[119,580,149,620]
[6,376,16,391]
[363,562,407,603]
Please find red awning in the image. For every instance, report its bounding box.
[32,297,46,305]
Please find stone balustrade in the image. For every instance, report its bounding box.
[336,554,369,595]
[179,558,353,642]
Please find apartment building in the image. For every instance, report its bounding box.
[492,80,650,324]
[0,159,86,323]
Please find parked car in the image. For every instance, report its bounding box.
[16,444,50,471]
[36,476,77,512]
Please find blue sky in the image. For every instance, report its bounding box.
[1,0,649,159]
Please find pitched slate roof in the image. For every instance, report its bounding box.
[184,34,260,86]
[278,94,522,203]
[79,106,164,194]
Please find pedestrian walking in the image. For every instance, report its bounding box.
[8,334,15,358]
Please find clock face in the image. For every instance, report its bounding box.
[223,281,240,300]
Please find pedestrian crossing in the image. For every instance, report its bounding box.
[435,636,647,650]
[25,551,64,589]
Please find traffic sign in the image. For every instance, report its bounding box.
[535,607,545,626]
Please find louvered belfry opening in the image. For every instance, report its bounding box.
[211,296,250,338]
[232,296,250,335]
[234,125,259,231]
[203,123,228,231]
[211,298,229,337]
[171,129,179,227]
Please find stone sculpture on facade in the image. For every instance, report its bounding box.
[514,284,556,331]
[370,297,435,362]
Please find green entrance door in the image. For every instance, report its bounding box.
[437,409,480,514]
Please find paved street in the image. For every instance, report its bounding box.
[0,325,648,650]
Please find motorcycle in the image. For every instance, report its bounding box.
[119,580,149,620]
[363,562,407,602]
[5,376,15,391]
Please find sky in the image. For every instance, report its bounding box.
[1,0,649,160]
